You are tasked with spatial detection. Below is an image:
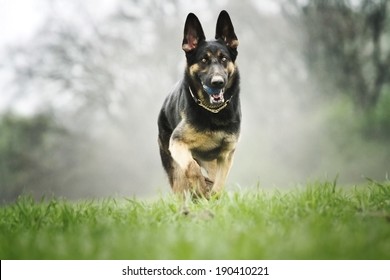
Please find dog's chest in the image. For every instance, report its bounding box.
[172,121,238,161]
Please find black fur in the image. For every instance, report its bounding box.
[158,10,241,198]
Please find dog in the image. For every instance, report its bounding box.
[158,10,240,200]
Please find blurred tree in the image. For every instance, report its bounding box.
[0,113,63,202]
[283,0,390,111]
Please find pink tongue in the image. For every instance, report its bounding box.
[213,94,221,100]
[211,92,224,103]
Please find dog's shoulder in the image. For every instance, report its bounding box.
[159,80,188,129]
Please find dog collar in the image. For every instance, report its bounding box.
[188,86,232,114]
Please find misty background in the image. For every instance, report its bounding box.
[0,0,389,203]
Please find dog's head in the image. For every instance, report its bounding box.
[182,11,239,110]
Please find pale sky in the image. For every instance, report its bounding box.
[0,0,45,49]
[0,1,41,113]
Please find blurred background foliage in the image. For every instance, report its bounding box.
[0,0,389,203]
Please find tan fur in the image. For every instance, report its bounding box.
[169,114,238,198]
[189,64,201,77]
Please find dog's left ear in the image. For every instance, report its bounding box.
[182,13,206,53]
[215,10,239,49]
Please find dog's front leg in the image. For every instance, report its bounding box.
[211,149,236,196]
[169,140,208,197]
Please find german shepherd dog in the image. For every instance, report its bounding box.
[158,10,240,200]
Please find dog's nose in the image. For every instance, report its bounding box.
[211,76,224,88]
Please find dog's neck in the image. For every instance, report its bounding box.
[188,86,233,114]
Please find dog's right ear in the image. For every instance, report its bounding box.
[182,13,205,53]
[215,10,238,49]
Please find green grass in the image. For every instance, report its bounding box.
[1,180,390,259]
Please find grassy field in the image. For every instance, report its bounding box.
[1,180,390,259]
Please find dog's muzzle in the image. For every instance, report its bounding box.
[202,82,225,104]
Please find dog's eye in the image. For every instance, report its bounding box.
[201,58,208,64]
[221,57,228,62]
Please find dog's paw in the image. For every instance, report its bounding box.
[204,177,214,189]
[185,160,210,198]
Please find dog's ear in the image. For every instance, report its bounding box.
[215,10,238,49]
[182,13,206,53]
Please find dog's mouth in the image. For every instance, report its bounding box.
[201,83,225,105]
